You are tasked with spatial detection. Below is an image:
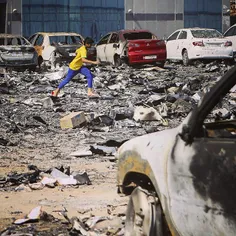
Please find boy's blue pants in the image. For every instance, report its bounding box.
[58,66,93,89]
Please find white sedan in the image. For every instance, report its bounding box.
[224,23,236,57]
[166,28,233,65]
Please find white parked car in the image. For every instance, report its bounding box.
[166,28,233,65]
[224,24,236,58]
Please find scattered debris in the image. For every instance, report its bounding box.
[0,61,235,234]
[90,145,117,156]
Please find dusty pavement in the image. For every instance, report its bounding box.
[0,61,234,235]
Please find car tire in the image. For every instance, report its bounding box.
[182,50,191,66]
[29,66,36,72]
[125,187,164,236]
[38,56,43,67]
[158,61,165,68]
[114,55,122,67]
[224,59,235,66]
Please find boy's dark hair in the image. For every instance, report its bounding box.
[84,37,94,45]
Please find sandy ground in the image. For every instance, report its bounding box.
[0,153,128,233]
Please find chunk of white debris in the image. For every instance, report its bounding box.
[41,176,57,185]
[230,84,236,93]
[57,176,77,185]
[27,206,42,219]
[167,87,179,93]
[28,182,44,190]
[51,168,70,179]
[14,206,42,225]
[50,168,77,185]
[143,66,165,71]
[212,108,229,117]
[133,106,162,121]
[69,149,93,157]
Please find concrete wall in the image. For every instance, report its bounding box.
[6,0,22,34]
[125,0,184,39]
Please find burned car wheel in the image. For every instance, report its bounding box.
[182,50,191,66]
[38,56,43,67]
[125,187,163,236]
[114,55,122,67]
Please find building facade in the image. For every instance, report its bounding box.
[125,0,231,38]
[0,0,232,40]
[1,0,124,41]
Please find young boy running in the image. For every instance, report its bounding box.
[52,37,100,97]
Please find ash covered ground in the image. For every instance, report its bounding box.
[0,61,235,235]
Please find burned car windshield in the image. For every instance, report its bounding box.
[191,30,223,38]
[123,32,153,40]
[0,37,30,46]
[202,85,236,139]
[49,35,83,45]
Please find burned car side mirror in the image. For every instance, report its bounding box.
[113,43,119,49]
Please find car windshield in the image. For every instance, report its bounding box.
[49,35,83,45]
[123,32,153,40]
[0,37,30,46]
[191,30,223,38]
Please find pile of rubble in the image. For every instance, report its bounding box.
[0,61,235,235]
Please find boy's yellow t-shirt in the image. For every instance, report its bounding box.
[69,45,87,70]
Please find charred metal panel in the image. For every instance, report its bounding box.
[168,134,236,235]
[190,139,236,219]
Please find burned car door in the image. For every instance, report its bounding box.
[167,66,236,235]
[41,35,55,61]
[96,33,111,62]
[104,33,120,64]
[28,34,37,45]
[166,30,180,60]
[33,34,44,58]
[176,30,188,60]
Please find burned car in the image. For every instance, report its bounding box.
[96,29,166,67]
[28,32,96,68]
[0,34,38,70]
[117,65,236,235]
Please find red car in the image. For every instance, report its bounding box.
[96,29,167,67]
